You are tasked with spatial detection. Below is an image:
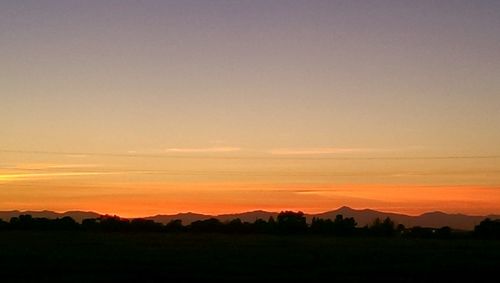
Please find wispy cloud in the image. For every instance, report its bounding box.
[269,147,372,155]
[165,147,241,153]
[12,163,100,170]
[0,172,115,182]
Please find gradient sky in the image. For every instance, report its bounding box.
[1,0,500,216]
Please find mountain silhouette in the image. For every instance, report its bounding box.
[312,207,489,230]
[1,207,497,230]
[130,207,500,230]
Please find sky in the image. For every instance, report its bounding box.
[1,0,500,217]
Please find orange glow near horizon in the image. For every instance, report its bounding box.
[1,171,499,217]
[2,2,500,219]
[1,149,500,217]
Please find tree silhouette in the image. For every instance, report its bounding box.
[226,218,251,233]
[268,216,277,233]
[10,214,33,229]
[310,215,357,235]
[189,218,224,233]
[165,219,184,232]
[0,212,487,239]
[98,215,130,232]
[310,217,334,234]
[333,214,357,235]
[370,217,396,237]
[7,215,79,230]
[0,219,8,230]
[396,224,406,235]
[277,211,307,234]
[253,218,271,233]
[82,218,99,230]
[130,218,163,232]
[55,216,79,230]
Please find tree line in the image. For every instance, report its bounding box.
[1,211,499,238]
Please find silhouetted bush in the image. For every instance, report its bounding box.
[405,226,453,239]
[436,226,452,238]
[406,226,434,238]
[82,218,99,230]
[10,215,33,230]
[165,219,184,232]
[475,218,500,239]
[98,215,130,232]
[396,224,406,233]
[253,218,268,233]
[0,219,8,230]
[189,218,224,233]
[55,216,79,230]
[130,218,163,232]
[268,216,277,232]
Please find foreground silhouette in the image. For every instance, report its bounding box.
[2,206,494,230]
[0,229,499,282]
[0,211,499,282]
[1,211,498,238]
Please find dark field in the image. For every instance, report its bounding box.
[1,232,499,282]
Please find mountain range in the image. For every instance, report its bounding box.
[1,207,498,230]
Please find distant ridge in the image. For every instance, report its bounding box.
[1,207,497,230]
[309,207,491,231]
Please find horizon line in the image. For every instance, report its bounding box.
[2,206,498,219]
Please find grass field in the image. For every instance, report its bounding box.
[1,231,499,282]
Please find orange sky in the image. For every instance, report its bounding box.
[1,1,500,216]
[1,152,499,216]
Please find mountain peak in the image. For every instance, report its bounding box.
[420,211,447,216]
[336,206,355,212]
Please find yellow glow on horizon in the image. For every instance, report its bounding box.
[0,172,114,182]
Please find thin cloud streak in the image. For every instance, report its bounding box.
[0,172,116,182]
[164,147,241,153]
[269,147,373,155]
[12,163,101,170]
